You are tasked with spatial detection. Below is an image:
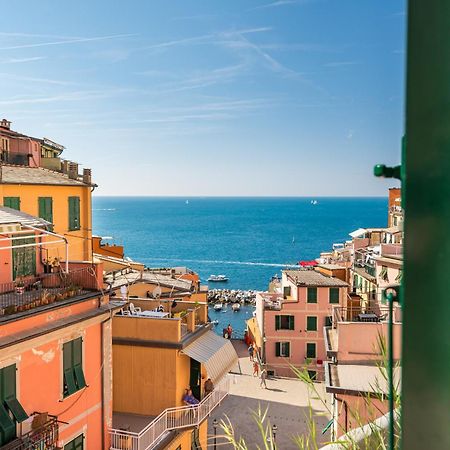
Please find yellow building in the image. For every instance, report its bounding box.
[109,287,238,450]
[0,164,95,263]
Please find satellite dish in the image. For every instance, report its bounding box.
[152,286,162,299]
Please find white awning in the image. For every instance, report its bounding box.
[349,228,367,238]
[182,331,238,383]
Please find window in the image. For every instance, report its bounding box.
[3,197,20,211]
[0,364,28,446]
[191,428,201,450]
[306,343,316,359]
[395,269,403,283]
[38,197,53,224]
[12,235,36,279]
[68,196,80,231]
[283,286,291,297]
[275,315,295,330]
[275,342,290,357]
[63,338,86,397]
[306,316,318,331]
[329,288,340,304]
[325,316,333,327]
[379,266,389,282]
[64,434,84,450]
[307,370,317,381]
[307,287,317,303]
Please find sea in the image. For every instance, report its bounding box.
[92,197,387,336]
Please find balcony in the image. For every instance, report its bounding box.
[1,414,59,450]
[114,298,209,342]
[110,376,229,450]
[331,305,402,325]
[0,267,100,317]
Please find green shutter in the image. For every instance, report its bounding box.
[289,316,295,330]
[275,316,281,330]
[74,365,86,390]
[307,370,317,381]
[275,342,281,357]
[325,316,333,327]
[3,197,20,210]
[5,398,28,423]
[307,287,317,303]
[282,342,290,357]
[38,197,53,224]
[307,316,318,331]
[12,235,36,279]
[68,197,80,231]
[329,288,340,304]
[306,343,316,359]
[1,365,15,402]
[0,403,15,445]
[63,339,86,396]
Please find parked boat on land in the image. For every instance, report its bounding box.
[208,274,229,282]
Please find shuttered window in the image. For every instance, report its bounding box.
[68,197,80,231]
[325,316,333,327]
[380,266,389,281]
[64,434,84,450]
[307,370,317,381]
[329,288,340,304]
[12,235,36,279]
[306,343,316,359]
[283,286,291,297]
[275,315,295,330]
[3,197,20,211]
[307,287,317,303]
[38,197,53,224]
[0,364,28,446]
[306,316,318,331]
[191,428,201,450]
[63,338,86,397]
[275,342,290,357]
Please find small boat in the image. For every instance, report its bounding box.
[186,200,189,205]
[213,303,223,311]
[208,275,229,282]
[232,303,241,312]
[211,320,219,325]
[311,200,318,205]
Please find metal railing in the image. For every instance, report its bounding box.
[1,415,59,450]
[331,305,401,326]
[110,376,230,450]
[0,267,99,313]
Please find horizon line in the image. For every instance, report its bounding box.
[91,194,389,198]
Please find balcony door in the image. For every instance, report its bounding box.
[189,359,201,401]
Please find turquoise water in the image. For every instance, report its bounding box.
[92,197,387,290]
[208,304,255,339]
[92,197,387,336]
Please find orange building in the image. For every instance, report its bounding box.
[0,207,119,449]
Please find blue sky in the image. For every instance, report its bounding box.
[1,0,405,196]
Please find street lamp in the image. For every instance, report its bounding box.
[213,418,218,450]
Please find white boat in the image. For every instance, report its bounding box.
[213,303,223,311]
[311,200,318,205]
[208,274,229,282]
[232,303,241,312]
[211,320,219,325]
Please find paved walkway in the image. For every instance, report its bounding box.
[207,340,331,449]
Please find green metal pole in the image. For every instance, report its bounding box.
[402,2,450,449]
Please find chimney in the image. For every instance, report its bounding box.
[0,119,11,130]
[62,160,69,174]
[83,168,92,184]
[68,162,78,180]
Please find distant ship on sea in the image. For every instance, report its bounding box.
[311,200,318,205]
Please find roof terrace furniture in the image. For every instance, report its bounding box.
[128,303,142,315]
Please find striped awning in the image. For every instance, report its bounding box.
[182,331,238,383]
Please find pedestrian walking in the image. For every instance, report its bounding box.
[260,368,267,389]
[248,344,254,361]
[253,361,259,377]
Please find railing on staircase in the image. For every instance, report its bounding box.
[109,376,230,450]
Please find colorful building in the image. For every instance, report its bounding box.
[109,294,237,450]
[0,206,118,449]
[254,268,348,380]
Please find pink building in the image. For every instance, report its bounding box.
[257,269,348,380]
[324,303,402,437]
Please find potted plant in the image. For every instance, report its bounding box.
[15,278,25,294]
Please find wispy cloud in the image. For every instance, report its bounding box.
[249,0,307,11]
[0,33,136,51]
[0,73,75,86]
[0,56,46,64]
